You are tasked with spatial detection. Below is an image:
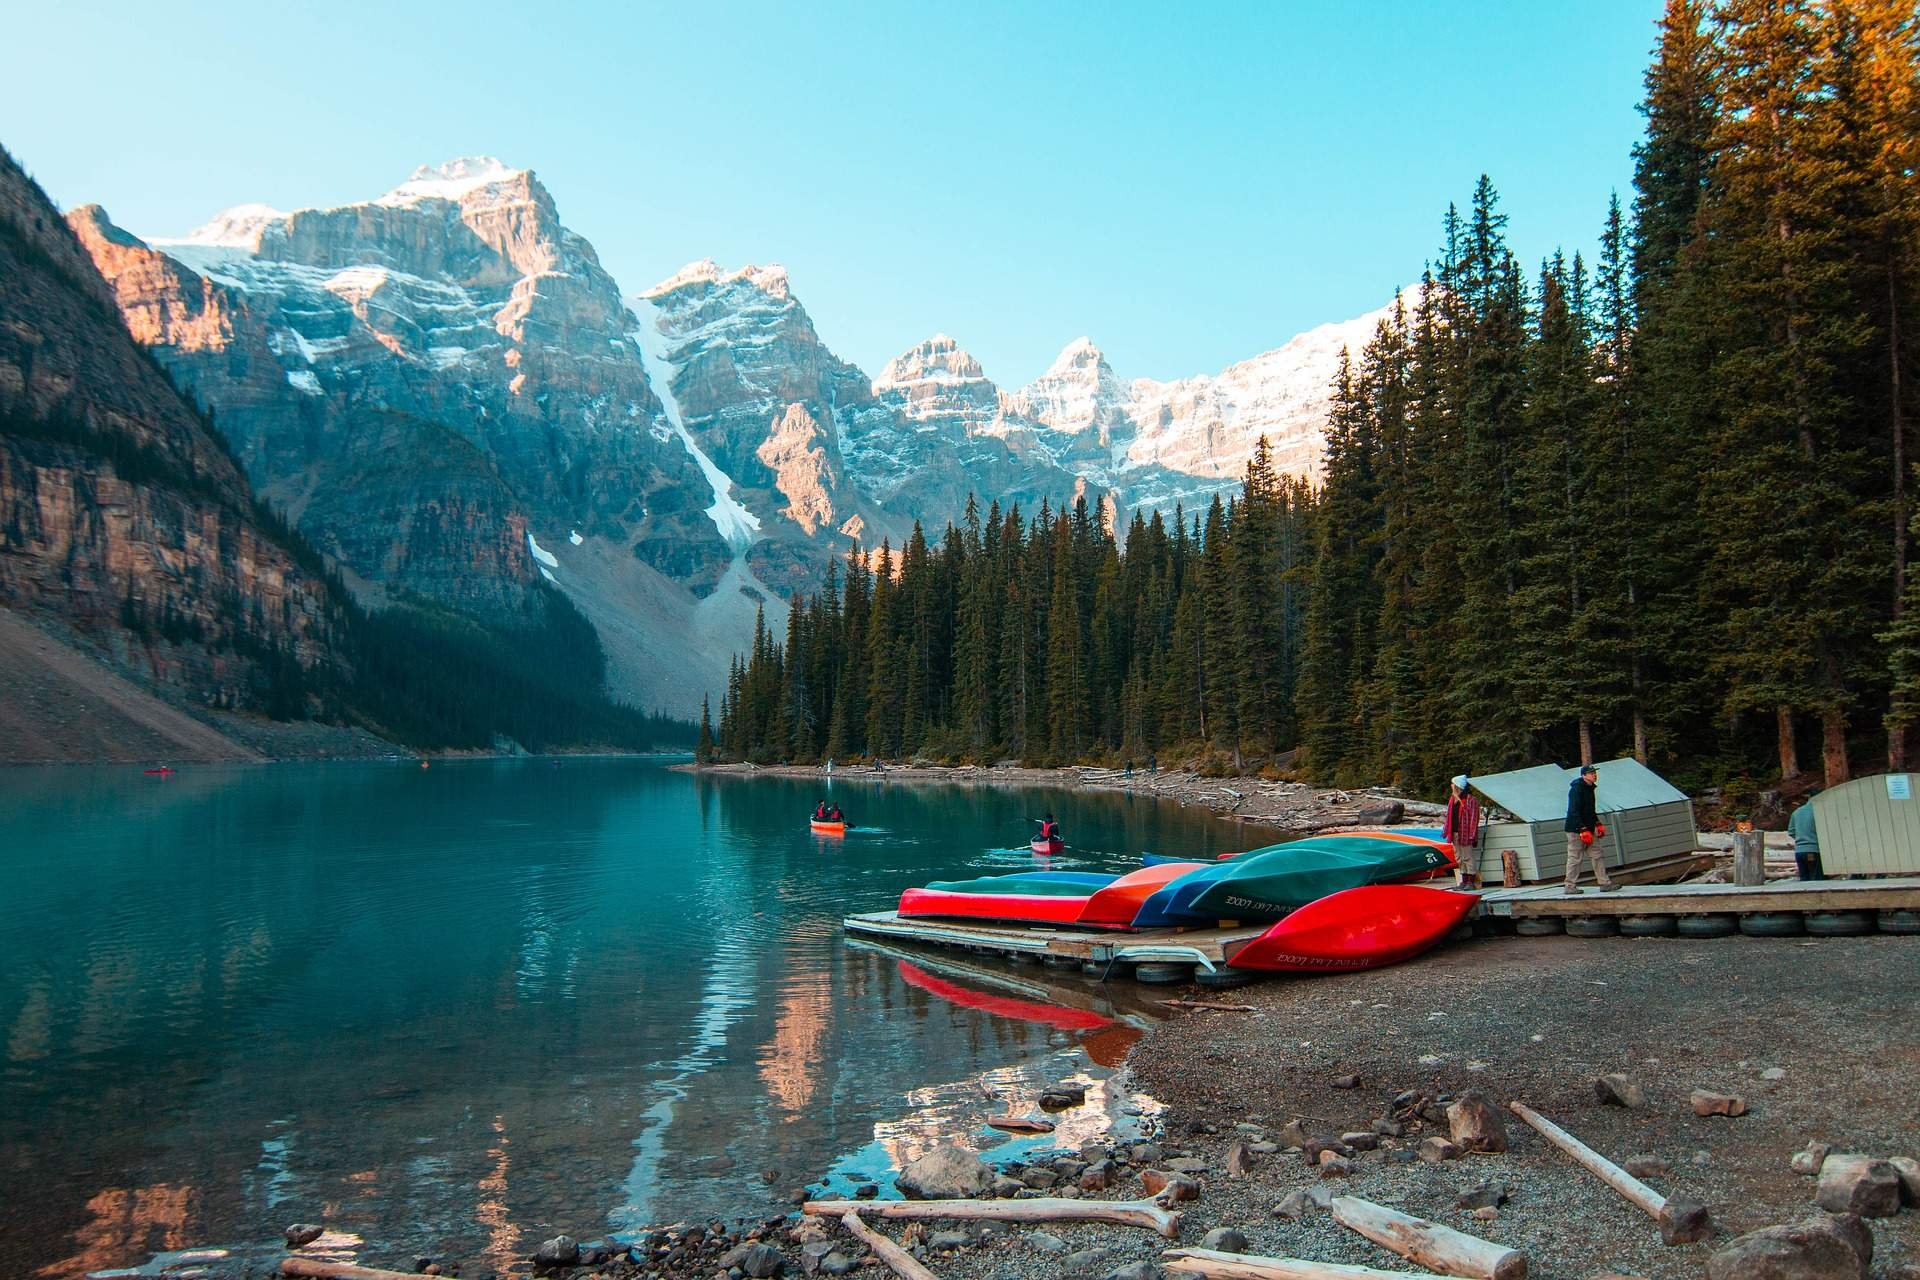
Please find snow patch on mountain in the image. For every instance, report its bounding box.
[630,295,762,554]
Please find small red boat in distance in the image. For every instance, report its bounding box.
[1227,884,1478,974]
[1030,837,1064,855]
[143,766,174,777]
[810,820,847,835]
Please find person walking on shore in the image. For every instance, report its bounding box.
[1563,763,1619,894]
[1787,790,1825,881]
[1444,775,1483,889]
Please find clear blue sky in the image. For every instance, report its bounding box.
[4,1,1660,386]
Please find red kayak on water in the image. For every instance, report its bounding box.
[1030,837,1064,855]
[143,767,174,777]
[1227,884,1478,974]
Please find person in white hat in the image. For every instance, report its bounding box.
[1444,774,1482,889]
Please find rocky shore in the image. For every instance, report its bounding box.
[681,761,1443,837]
[278,933,1917,1280]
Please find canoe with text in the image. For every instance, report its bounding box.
[1227,884,1479,973]
[1132,834,1457,927]
[898,871,1114,926]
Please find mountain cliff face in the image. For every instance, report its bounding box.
[0,148,341,716]
[65,153,1395,715]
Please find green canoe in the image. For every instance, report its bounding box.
[1147,835,1455,924]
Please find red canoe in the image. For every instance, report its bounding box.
[143,767,174,777]
[1227,884,1478,974]
[1030,837,1064,855]
[810,820,847,835]
[1075,862,1210,927]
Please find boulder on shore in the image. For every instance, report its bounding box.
[284,1225,325,1249]
[1814,1155,1903,1218]
[897,1144,994,1199]
[1705,1212,1872,1280]
[1447,1091,1509,1153]
[1595,1073,1647,1109]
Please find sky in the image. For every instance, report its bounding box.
[3,1,1661,387]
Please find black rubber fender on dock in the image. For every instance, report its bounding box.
[1514,917,1565,936]
[1565,915,1620,938]
[1676,913,1739,938]
[1879,909,1920,935]
[1804,910,1874,936]
[1196,968,1256,989]
[1738,911,1806,936]
[1134,962,1193,984]
[1619,914,1679,937]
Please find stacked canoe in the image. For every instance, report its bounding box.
[895,829,1473,974]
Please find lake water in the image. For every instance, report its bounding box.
[0,759,1266,1277]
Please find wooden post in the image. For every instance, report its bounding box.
[1329,1196,1526,1280]
[1164,1250,1452,1279]
[1507,1102,1711,1244]
[805,1195,1183,1239]
[1732,830,1766,886]
[1500,848,1521,888]
[839,1211,941,1280]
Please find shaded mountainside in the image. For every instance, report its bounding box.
[0,148,690,759]
[0,147,343,722]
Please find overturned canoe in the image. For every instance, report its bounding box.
[898,870,1114,927]
[1227,884,1478,973]
[1133,834,1457,927]
[1141,827,1451,868]
[1076,862,1210,926]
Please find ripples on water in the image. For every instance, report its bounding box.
[0,760,1262,1276]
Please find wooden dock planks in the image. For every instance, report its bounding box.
[1479,874,1920,918]
[842,910,1267,968]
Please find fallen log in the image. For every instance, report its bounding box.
[1507,1102,1711,1244]
[805,1195,1182,1238]
[1164,1248,1452,1279]
[282,1261,423,1280]
[840,1211,940,1280]
[1329,1196,1525,1280]
[1161,999,1256,1013]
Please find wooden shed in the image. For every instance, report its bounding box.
[1463,759,1698,885]
[1808,774,1920,875]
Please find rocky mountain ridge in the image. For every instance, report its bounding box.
[68,154,1396,714]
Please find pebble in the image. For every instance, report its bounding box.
[1419,1137,1461,1163]
[1791,1142,1833,1176]
[1317,1155,1354,1179]
[1060,1246,1114,1277]
[1340,1131,1380,1152]
[532,1235,579,1268]
[1624,1155,1669,1178]
[285,1225,324,1249]
[1331,1073,1362,1089]
[1026,1232,1068,1255]
[1594,1072,1647,1109]
[1690,1089,1748,1118]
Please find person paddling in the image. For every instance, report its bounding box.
[1563,763,1619,894]
[813,800,829,822]
[1035,814,1062,844]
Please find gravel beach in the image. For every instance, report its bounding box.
[561,932,1918,1280]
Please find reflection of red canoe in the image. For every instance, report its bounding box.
[896,960,1112,1032]
[1031,837,1064,855]
[810,820,847,835]
[1076,862,1209,926]
[1227,884,1478,973]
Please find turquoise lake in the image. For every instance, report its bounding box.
[0,759,1266,1277]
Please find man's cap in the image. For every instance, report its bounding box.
[1451,774,1469,790]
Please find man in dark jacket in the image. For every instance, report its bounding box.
[1563,763,1619,894]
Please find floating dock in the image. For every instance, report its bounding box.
[842,910,1267,974]
[1480,874,1920,919]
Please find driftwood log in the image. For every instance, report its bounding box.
[282,1261,423,1280]
[839,1210,940,1280]
[1164,1249,1452,1279]
[1162,999,1256,1013]
[806,1195,1183,1238]
[1507,1102,1711,1244]
[1329,1196,1526,1280]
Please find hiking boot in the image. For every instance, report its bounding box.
[1598,882,1622,893]
[1563,886,1584,895]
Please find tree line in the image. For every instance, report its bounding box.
[715,0,1917,797]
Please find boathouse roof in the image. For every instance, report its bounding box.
[1469,758,1688,823]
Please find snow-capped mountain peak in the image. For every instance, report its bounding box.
[163,202,286,249]
[874,334,989,390]
[376,156,524,206]
[645,259,791,301]
[1045,336,1105,374]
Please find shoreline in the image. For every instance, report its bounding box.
[679,760,1447,837]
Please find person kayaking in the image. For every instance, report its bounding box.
[1035,814,1062,843]
[813,801,830,821]
[827,802,845,823]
